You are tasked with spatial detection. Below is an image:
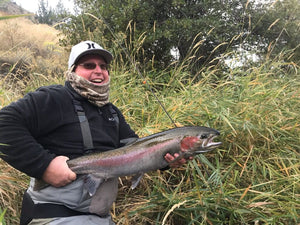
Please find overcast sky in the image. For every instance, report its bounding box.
[14,0,74,13]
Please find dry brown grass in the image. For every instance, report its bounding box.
[0,17,67,224]
[0,160,28,225]
[0,17,60,53]
[0,17,67,100]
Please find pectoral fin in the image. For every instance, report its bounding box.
[84,174,105,196]
[33,179,49,191]
[131,173,144,189]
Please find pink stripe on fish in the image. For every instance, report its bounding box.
[91,139,179,167]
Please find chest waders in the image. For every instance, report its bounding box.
[19,95,119,225]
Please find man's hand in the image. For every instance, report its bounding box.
[42,156,77,187]
[164,153,193,168]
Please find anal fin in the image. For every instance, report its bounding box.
[131,173,144,189]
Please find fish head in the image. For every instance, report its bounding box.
[180,126,222,155]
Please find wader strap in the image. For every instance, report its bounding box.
[32,203,100,219]
[65,87,119,153]
[72,99,94,152]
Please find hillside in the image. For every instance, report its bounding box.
[0,0,67,96]
[0,0,31,15]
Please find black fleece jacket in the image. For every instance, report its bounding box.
[0,82,138,179]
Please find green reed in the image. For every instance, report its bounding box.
[110,46,299,224]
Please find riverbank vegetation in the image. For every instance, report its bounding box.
[0,0,299,224]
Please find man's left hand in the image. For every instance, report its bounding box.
[164,153,193,168]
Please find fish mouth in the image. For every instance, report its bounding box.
[195,134,222,153]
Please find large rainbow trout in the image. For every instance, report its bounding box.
[35,126,222,195]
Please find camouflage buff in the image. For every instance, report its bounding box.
[66,71,110,107]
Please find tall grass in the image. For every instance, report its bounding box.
[0,18,299,225]
[110,53,299,224]
[0,17,66,225]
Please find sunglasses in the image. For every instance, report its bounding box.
[78,62,109,70]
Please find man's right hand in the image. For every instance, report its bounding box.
[42,156,77,187]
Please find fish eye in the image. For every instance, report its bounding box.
[200,134,208,139]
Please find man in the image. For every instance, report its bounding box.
[0,41,188,225]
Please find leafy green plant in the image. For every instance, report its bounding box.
[0,208,7,225]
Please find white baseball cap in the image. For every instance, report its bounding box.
[68,40,113,69]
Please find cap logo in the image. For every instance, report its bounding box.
[86,42,96,49]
